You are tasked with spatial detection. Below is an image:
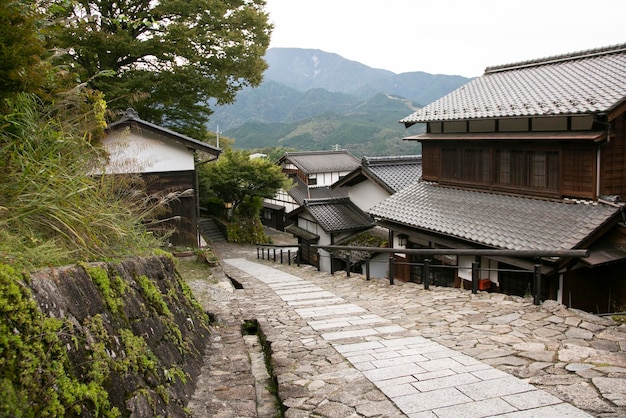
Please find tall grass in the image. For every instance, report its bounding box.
[0,93,163,269]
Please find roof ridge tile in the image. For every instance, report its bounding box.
[485,43,626,74]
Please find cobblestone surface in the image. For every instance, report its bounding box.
[188,235,626,417]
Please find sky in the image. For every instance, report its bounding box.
[264,0,626,78]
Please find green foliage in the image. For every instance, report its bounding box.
[0,93,162,269]
[165,366,188,385]
[199,149,290,243]
[194,248,219,265]
[135,273,185,350]
[199,149,292,215]
[0,263,116,417]
[118,328,159,375]
[0,0,48,101]
[226,217,269,244]
[250,146,298,163]
[47,0,273,139]
[83,315,161,407]
[172,258,214,325]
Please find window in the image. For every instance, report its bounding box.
[441,146,490,184]
[431,143,561,195]
[495,149,559,192]
[308,174,317,186]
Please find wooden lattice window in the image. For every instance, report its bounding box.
[495,149,559,192]
[441,146,490,184]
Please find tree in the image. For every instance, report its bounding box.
[48,0,272,139]
[199,149,291,217]
[0,0,48,101]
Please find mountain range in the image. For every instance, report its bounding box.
[211,48,472,157]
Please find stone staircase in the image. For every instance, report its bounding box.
[199,218,227,243]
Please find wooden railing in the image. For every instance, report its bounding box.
[313,245,589,306]
[256,244,302,266]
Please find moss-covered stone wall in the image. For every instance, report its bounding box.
[1,255,210,417]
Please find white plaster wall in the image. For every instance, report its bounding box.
[349,181,389,212]
[297,214,333,273]
[458,255,474,282]
[102,129,194,174]
[265,190,299,213]
[458,256,498,284]
[313,170,353,187]
[486,258,498,284]
[366,253,389,279]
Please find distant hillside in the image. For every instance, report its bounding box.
[263,48,471,105]
[209,48,471,157]
[262,48,396,96]
[226,93,425,157]
[209,81,362,130]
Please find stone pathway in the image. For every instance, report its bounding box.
[189,240,626,417]
[225,257,597,417]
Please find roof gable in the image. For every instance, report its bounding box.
[107,108,221,158]
[288,175,348,205]
[279,150,360,173]
[401,43,626,125]
[369,182,621,251]
[334,155,422,193]
[362,155,422,192]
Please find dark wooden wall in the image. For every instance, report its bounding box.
[601,113,626,198]
[143,170,198,248]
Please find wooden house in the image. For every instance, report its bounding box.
[262,150,360,230]
[286,197,374,272]
[369,44,626,313]
[333,155,423,278]
[103,109,221,247]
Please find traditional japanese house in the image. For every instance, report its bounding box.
[286,197,374,272]
[263,150,359,230]
[103,109,221,247]
[369,44,626,312]
[333,155,423,279]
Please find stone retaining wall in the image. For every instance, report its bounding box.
[24,255,210,417]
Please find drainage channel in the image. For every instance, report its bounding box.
[242,319,283,418]
[227,273,244,290]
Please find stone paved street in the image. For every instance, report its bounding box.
[188,237,626,417]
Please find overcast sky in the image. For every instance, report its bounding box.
[264,0,625,78]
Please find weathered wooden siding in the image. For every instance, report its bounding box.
[562,144,596,199]
[421,142,441,181]
[143,170,198,248]
[600,113,626,197]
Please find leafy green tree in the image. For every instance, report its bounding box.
[199,149,291,217]
[0,0,48,101]
[47,0,272,139]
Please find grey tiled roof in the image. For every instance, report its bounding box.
[333,155,422,193]
[303,198,374,233]
[280,150,360,173]
[363,155,422,192]
[401,43,626,124]
[368,182,621,251]
[288,175,348,205]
